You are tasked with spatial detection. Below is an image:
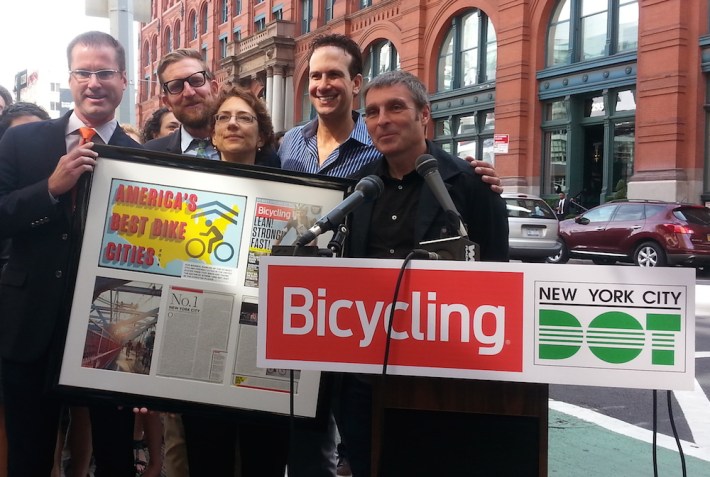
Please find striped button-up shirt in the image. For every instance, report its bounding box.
[279,111,381,178]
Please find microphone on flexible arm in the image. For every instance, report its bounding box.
[294,175,384,247]
[414,154,479,261]
[414,154,468,238]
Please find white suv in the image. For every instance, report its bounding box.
[503,193,561,262]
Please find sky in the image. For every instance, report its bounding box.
[0,1,139,96]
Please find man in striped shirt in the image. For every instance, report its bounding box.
[279,33,503,477]
[279,34,502,188]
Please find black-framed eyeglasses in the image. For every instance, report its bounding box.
[162,71,208,95]
[214,113,258,125]
[70,69,122,82]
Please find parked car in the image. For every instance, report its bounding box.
[546,200,710,268]
[503,193,561,262]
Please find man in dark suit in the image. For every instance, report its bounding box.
[0,31,138,476]
[556,191,570,220]
[342,70,508,476]
[143,48,220,160]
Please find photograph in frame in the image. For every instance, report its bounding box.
[56,145,353,418]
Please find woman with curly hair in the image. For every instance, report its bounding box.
[141,107,180,143]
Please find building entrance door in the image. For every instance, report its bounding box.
[579,124,604,209]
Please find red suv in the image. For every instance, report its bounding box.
[547,200,710,267]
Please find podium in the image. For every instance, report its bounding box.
[371,376,548,476]
[257,257,695,475]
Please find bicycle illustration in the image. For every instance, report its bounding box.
[185,219,235,262]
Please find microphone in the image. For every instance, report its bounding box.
[295,175,384,246]
[415,155,468,238]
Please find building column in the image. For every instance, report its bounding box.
[284,68,294,130]
[272,65,285,133]
[265,66,274,119]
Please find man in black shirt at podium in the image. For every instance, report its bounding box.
[338,70,535,476]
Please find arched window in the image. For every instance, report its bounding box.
[437,10,496,92]
[164,27,172,54]
[174,20,181,49]
[201,3,209,34]
[151,35,158,66]
[363,40,399,85]
[189,10,198,40]
[547,0,638,67]
[142,40,150,67]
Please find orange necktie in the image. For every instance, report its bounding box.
[78,126,96,145]
[72,127,96,211]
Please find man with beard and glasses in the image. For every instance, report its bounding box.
[143,49,220,160]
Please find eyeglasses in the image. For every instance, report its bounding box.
[214,113,258,125]
[70,69,122,82]
[162,71,208,95]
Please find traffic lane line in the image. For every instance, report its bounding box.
[673,378,710,458]
[698,284,710,316]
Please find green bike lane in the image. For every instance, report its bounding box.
[549,402,710,476]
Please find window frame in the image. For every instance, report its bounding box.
[546,0,638,67]
[432,109,496,162]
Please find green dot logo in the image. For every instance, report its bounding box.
[539,309,582,359]
[587,311,644,364]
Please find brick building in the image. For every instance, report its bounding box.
[138,0,710,206]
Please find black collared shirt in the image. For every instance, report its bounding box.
[366,163,423,259]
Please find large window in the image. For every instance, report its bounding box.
[174,21,181,49]
[433,110,495,163]
[190,10,198,40]
[219,36,229,59]
[164,27,172,54]
[200,4,209,34]
[363,41,400,85]
[540,89,635,200]
[273,5,283,21]
[234,0,242,15]
[301,80,315,122]
[437,10,496,92]
[221,0,229,23]
[301,0,312,34]
[325,0,334,22]
[142,41,150,67]
[255,15,266,32]
[547,0,638,67]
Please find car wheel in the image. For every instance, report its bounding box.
[592,258,616,265]
[633,241,666,267]
[546,242,569,264]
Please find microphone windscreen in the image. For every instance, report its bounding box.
[355,175,384,201]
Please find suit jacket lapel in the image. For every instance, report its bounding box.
[168,129,182,153]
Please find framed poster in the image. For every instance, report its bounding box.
[56,145,353,417]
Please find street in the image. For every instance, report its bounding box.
[547,262,710,475]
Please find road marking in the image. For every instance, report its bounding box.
[697,352,710,359]
[673,378,710,458]
[697,284,710,316]
[550,399,710,462]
